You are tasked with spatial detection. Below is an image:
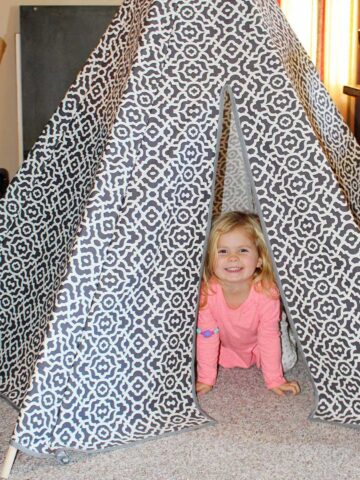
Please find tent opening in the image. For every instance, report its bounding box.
[196,88,298,387]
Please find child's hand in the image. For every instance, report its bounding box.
[196,381,213,395]
[270,380,300,397]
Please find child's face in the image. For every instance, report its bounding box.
[214,226,262,287]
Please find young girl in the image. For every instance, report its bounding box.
[196,211,300,397]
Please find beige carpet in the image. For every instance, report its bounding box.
[1,359,360,480]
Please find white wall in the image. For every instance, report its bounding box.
[0,0,122,180]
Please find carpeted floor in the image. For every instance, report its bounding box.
[1,359,360,480]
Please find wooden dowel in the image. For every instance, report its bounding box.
[0,38,7,64]
[0,446,18,479]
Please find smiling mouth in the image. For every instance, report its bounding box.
[225,267,242,272]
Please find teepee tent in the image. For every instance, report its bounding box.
[1,0,360,474]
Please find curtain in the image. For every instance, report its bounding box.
[278,0,358,126]
[279,0,318,65]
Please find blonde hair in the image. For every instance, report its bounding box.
[201,211,277,307]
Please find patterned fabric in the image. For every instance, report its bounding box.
[259,0,360,223]
[0,0,153,406]
[0,0,359,457]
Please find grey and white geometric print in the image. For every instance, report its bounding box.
[0,0,359,458]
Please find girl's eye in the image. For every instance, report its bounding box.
[239,248,249,253]
[218,249,227,255]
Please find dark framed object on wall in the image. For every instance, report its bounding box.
[20,6,118,158]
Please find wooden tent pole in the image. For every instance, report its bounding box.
[0,446,18,479]
[0,38,7,64]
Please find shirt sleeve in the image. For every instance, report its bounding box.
[257,293,286,389]
[196,290,220,386]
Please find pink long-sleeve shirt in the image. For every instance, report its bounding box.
[196,281,285,389]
